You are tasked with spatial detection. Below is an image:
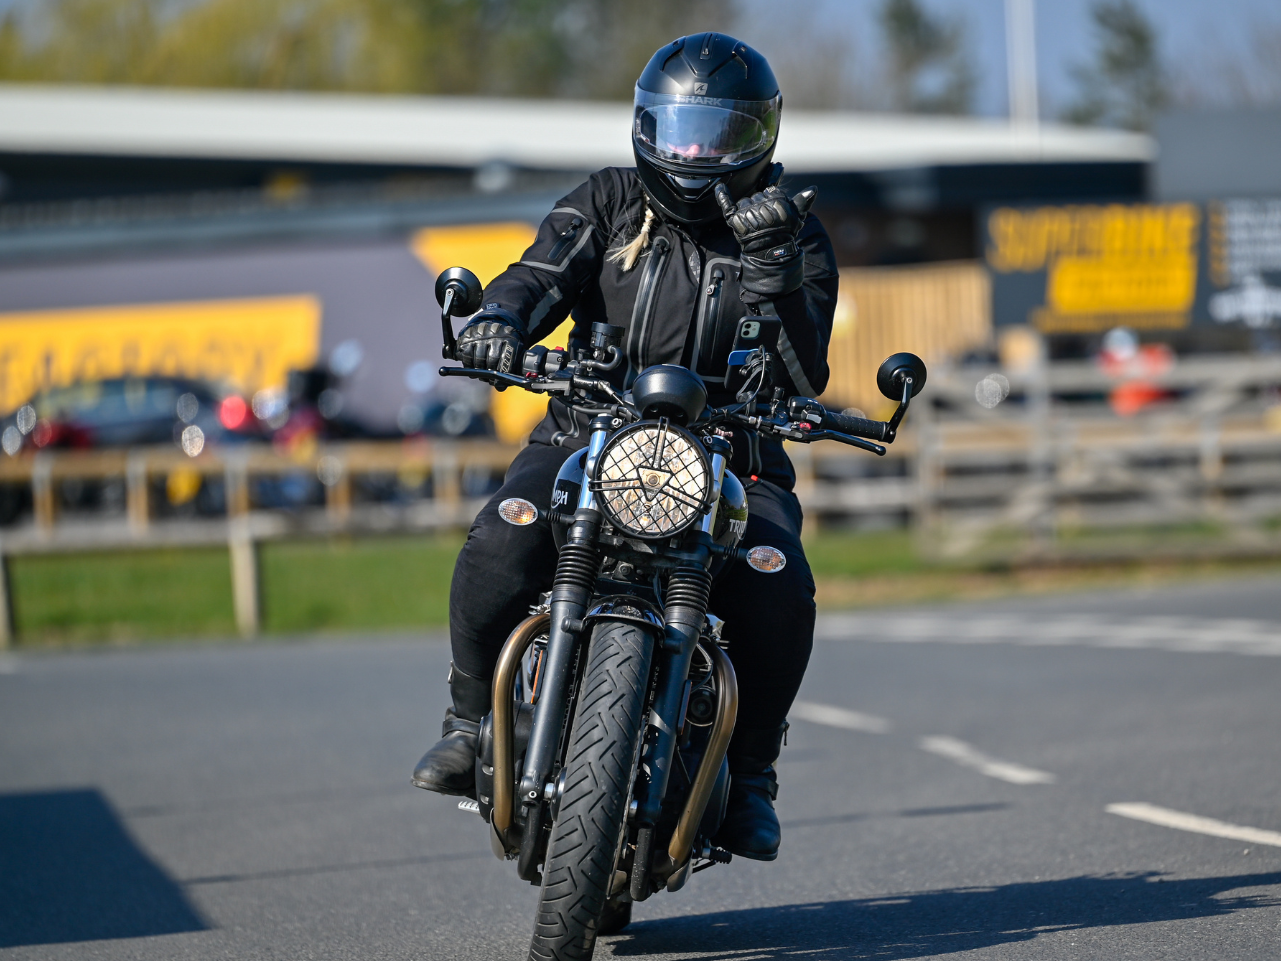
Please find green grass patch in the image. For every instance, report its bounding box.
[9,527,1281,647]
[10,547,237,645]
[8,534,465,648]
[802,527,927,578]
[259,535,463,634]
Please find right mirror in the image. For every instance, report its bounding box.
[876,352,928,400]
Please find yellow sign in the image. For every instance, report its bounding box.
[410,221,575,444]
[411,222,539,288]
[0,296,320,414]
[987,204,1201,273]
[987,203,1201,333]
[1047,254,1197,314]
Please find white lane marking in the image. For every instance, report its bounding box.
[791,700,891,734]
[1107,802,1281,848]
[816,613,1281,657]
[918,735,1056,785]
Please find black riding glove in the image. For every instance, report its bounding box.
[715,177,818,297]
[456,318,522,373]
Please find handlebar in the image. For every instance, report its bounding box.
[819,409,890,442]
[441,361,908,457]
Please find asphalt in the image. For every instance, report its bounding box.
[3,574,1281,960]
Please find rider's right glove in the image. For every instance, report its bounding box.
[456,317,523,373]
[715,173,818,298]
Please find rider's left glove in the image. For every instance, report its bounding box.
[456,318,523,373]
[715,173,818,298]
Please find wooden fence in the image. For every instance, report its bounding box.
[0,439,515,643]
[823,261,992,417]
[4,356,1281,645]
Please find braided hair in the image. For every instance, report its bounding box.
[606,204,655,271]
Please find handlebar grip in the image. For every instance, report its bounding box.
[821,409,889,441]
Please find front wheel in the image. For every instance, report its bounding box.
[528,621,653,960]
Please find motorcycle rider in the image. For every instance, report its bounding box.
[412,32,838,863]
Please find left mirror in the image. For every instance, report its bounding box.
[435,267,483,316]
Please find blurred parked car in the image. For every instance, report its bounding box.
[0,377,262,525]
[0,377,261,455]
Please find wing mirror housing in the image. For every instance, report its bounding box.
[435,267,484,359]
[876,352,928,432]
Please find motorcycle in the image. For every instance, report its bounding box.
[430,266,926,960]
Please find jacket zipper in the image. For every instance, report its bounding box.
[546,217,584,263]
[627,235,671,378]
[696,267,725,373]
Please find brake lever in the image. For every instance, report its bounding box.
[806,429,886,456]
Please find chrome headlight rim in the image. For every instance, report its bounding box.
[589,420,713,540]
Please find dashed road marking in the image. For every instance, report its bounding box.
[1107,802,1281,848]
[791,700,891,734]
[919,735,1057,785]
[816,613,1281,657]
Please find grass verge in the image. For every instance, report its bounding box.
[6,529,1281,647]
[8,534,464,648]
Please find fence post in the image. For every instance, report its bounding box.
[228,519,260,638]
[224,452,258,637]
[321,454,351,525]
[32,453,54,534]
[0,548,12,649]
[432,442,461,523]
[126,450,149,534]
[913,392,940,561]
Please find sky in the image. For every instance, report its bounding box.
[738,0,1281,117]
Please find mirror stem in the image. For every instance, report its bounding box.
[886,376,914,433]
[440,287,458,360]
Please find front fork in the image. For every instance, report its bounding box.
[517,418,612,814]
[629,436,731,898]
[513,426,732,888]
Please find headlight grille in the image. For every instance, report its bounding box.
[593,422,710,538]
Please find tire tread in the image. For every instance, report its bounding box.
[527,622,652,961]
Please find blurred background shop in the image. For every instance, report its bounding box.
[1,0,1281,639]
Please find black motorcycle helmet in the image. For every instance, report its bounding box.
[632,33,781,225]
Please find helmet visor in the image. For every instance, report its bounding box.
[633,89,780,167]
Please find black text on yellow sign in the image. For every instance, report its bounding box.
[986,203,1201,333]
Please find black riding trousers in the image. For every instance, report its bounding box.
[448,442,816,733]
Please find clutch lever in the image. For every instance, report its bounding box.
[804,428,887,456]
[438,366,529,389]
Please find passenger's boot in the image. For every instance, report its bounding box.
[411,663,491,797]
[712,722,787,861]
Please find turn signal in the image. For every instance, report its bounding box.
[498,497,539,526]
[746,545,787,573]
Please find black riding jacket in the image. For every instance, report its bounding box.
[479,166,840,490]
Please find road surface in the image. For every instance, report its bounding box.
[3,574,1280,959]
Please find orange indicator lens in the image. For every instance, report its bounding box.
[746,545,787,573]
[498,497,539,526]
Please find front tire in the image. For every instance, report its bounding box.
[528,621,653,960]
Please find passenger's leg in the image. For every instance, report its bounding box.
[412,443,570,795]
[709,480,816,859]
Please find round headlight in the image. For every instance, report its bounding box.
[592,422,711,539]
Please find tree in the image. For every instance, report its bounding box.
[878,0,975,114]
[0,0,731,100]
[1064,0,1167,130]
[1170,18,1281,108]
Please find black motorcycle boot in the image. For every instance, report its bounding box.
[411,663,491,797]
[713,722,787,861]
